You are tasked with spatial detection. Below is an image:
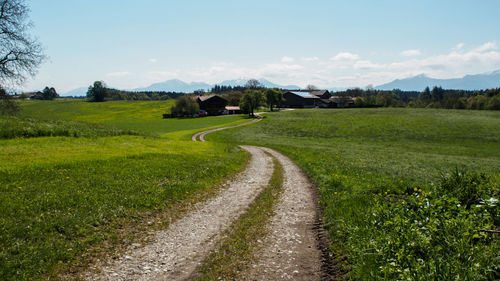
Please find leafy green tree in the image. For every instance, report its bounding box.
[41,86,58,100]
[87,81,107,102]
[264,88,282,111]
[170,95,199,117]
[240,89,264,116]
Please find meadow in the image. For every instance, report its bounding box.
[0,100,249,280]
[210,108,500,280]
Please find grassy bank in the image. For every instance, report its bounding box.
[0,100,250,280]
[211,108,500,280]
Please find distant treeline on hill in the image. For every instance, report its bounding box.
[341,87,500,110]
[105,89,185,100]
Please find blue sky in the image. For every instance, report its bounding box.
[23,0,500,92]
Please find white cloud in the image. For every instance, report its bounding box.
[400,49,421,57]
[281,56,295,63]
[148,58,158,63]
[330,52,359,61]
[475,42,497,52]
[106,72,131,77]
[453,43,465,51]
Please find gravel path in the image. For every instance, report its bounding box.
[243,147,322,280]
[84,146,274,281]
[191,117,262,141]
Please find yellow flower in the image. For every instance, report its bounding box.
[418,202,423,206]
[186,191,189,194]
[414,187,418,192]
[334,192,338,195]
[385,192,388,195]
[18,186,22,190]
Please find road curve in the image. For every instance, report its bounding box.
[191,116,262,142]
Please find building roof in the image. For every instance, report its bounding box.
[287,91,320,99]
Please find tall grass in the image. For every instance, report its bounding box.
[211,108,500,280]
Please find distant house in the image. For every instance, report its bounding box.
[224,106,241,115]
[282,91,331,108]
[330,95,355,108]
[21,91,42,100]
[193,95,228,115]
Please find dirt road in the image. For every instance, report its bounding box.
[85,114,326,280]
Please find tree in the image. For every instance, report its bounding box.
[0,0,44,86]
[41,86,58,100]
[0,85,19,115]
[305,84,318,90]
[170,95,199,117]
[87,81,107,102]
[240,89,264,116]
[245,79,263,89]
[265,88,282,111]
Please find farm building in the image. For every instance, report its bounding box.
[193,95,228,115]
[224,106,241,115]
[282,91,331,108]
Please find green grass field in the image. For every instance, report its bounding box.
[211,108,500,280]
[0,100,250,280]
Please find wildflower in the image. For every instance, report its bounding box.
[18,186,22,190]
[414,187,418,192]
[385,192,388,195]
[418,202,422,206]
[334,192,338,195]
[186,191,189,194]
[66,177,70,179]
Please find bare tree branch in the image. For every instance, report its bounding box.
[0,0,44,86]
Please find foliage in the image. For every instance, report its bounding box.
[264,88,282,111]
[239,89,264,116]
[105,88,183,101]
[0,0,45,85]
[0,86,20,115]
[339,86,500,110]
[170,95,200,117]
[86,81,107,102]
[211,108,500,280]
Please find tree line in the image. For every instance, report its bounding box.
[86,81,183,102]
[345,87,500,110]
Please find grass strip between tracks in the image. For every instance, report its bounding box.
[194,152,284,281]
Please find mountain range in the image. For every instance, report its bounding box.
[60,70,500,96]
[375,70,500,91]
